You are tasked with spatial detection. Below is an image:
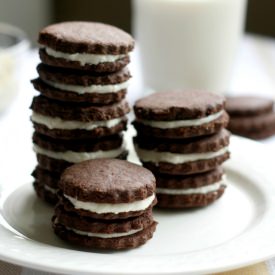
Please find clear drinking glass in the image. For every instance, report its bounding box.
[133,0,247,93]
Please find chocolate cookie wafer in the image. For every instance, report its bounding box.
[134,129,230,175]
[33,132,127,173]
[30,95,130,140]
[32,63,131,104]
[32,166,60,204]
[155,167,226,208]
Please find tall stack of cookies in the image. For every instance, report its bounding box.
[30,22,134,204]
[133,91,231,208]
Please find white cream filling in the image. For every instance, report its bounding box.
[66,227,142,239]
[135,145,229,165]
[44,185,58,194]
[63,194,155,214]
[31,112,123,130]
[43,79,130,94]
[139,110,224,129]
[157,179,226,195]
[33,144,125,163]
[45,47,126,66]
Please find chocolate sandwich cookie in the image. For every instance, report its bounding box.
[38,22,134,73]
[33,132,127,173]
[32,64,131,104]
[134,129,230,175]
[57,159,157,220]
[53,159,157,249]
[30,95,130,139]
[133,91,229,139]
[226,96,275,140]
[53,206,156,249]
[155,167,226,208]
[32,166,60,204]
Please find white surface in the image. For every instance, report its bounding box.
[0,136,274,274]
[133,0,247,91]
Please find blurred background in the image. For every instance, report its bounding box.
[0,0,274,44]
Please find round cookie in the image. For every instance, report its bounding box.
[134,129,230,175]
[30,95,130,140]
[58,159,157,220]
[32,166,60,204]
[226,96,273,117]
[155,167,226,208]
[32,63,131,104]
[226,96,275,140]
[38,22,134,73]
[133,91,229,139]
[53,205,157,249]
[33,132,127,173]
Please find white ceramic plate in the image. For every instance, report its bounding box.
[0,135,275,275]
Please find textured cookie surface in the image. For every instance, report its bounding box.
[36,63,131,86]
[59,159,156,203]
[38,22,135,54]
[36,151,128,174]
[55,206,154,233]
[134,91,225,120]
[39,50,130,73]
[33,132,124,152]
[142,154,229,176]
[155,167,224,189]
[32,64,130,104]
[53,219,157,250]
[226,96,274,117]
[157,186,226,208]
[133,111,229,139]
[134,129,230,154]
[31,95,130,122]
[32,78,127,104]
[228,112,275,140]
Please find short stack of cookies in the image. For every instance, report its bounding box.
[53,159,157,249]
[133,91,231,208]
[30,22,134,204]
[226,96,275,140]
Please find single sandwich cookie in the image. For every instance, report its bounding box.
[33,132,127,173]
[32,166,60,204]
[133,91,229,139]
[134,129,230,175]
[155,167,226,208]
[30,95,130,139]
[38,22,134,73]
[226,96,275,140]
[32,64,131,104]
[53,205,157,249]
[57,159,157,220]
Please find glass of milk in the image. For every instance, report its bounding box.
[133,0,247,93]
[0,23,29,113]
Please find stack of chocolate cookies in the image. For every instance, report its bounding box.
[226,96,275,140]
[133,91,231,208]
[53,159,157,249]
[30,22,134,204]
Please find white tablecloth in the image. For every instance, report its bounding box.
[0,34,275,274]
